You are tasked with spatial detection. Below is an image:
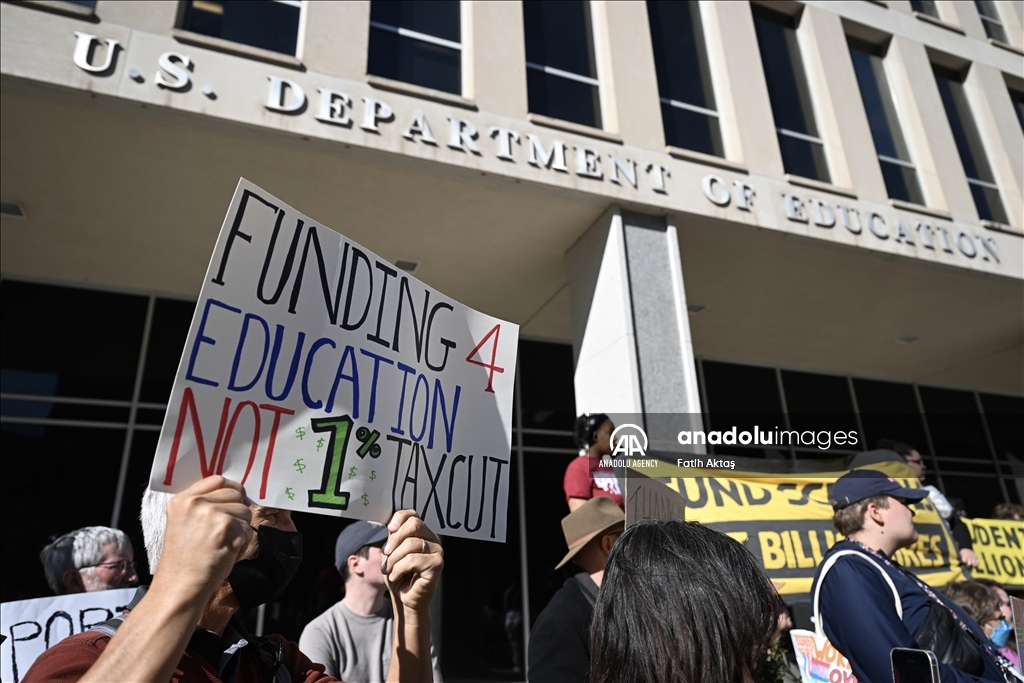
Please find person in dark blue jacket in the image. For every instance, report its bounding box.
[811,470,1008,683]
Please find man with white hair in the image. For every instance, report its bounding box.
[24,476,443,683]
[39,525,139,594]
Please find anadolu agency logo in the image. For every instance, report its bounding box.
[610,423,648,457]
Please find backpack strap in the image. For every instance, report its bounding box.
[813,549,902,639]
[88,613,127,638]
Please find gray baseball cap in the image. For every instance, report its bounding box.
[335,521,389,573]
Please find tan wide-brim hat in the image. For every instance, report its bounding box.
[555,496,626,569]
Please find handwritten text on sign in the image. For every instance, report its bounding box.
[150,179,518,541]
[1,588,136,683]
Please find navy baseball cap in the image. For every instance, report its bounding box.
[335,521,388,573]
[830,469,930,510]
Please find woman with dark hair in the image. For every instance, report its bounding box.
[590,520,783,683]
[564,413,622,511]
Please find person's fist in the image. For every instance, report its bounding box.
[156,477,254,599]
[381,510,443,613]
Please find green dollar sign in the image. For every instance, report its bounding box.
[348,466,358,479]
[369,470,376,481]
[361,493,370,507]
[295,427,306,440]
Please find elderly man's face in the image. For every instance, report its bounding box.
[80,544,139,591]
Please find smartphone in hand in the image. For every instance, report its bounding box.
[891,648,940,683]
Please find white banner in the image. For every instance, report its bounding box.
[150,179,518,542]
[1,588,136,682]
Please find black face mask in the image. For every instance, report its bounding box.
[227,525,303,609]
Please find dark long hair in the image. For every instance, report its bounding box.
[590,520,783,683]
[573,413,610,451]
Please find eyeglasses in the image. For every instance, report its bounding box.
[79,560,137,573]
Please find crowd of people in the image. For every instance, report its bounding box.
[19,411,1022,682]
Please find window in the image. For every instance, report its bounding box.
[523,1,601,128]
[933,65,1010,224]
[752,6,830,183]
[975,0,1009,43]
[647,1,723,156]
[1011,89,1024,132]
[910,0,940,19]
[848,39,925,205]
[367,1,461,95]
[180,0,302,55]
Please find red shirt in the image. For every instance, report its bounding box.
[23,629,338,683]
[563,456,623,508]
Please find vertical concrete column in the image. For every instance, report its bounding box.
[596,1,664,148]
[886,36,978,219]
[303,1,369,80]
[702,0,784,175]
[470,1,528,118]
[566,208,703,452]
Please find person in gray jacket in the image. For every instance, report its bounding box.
[300,521,442,682]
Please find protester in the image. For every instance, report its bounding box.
[39,526,139,594]
[589,519,782,683]
[565,413,622,511]
[944,581,1021,669]
[24,476,442,683]
[877,438,979,569]
[976,579,1021,668]
[993,503,1024,520]
[812,469,1006,682]
[528,497,624,683]
[299,521,442,681]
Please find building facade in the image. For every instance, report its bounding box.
[2,0,1022,677]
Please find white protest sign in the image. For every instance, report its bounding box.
[1,588,136,682]
[150,179,518,541]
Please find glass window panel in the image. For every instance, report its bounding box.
[933,67,996,183]
[919,386,992,462]
[117,429,160,582]
[1,281,147,401]
[701,361,785,441]
[933,66,1008,222]
[647,1,716,110]
[523,1,596,78]
[181,1,300,56]
[880,159,926,205]
[518,341,575,432]
[969,182,1010,224]
[1,425,126,601]
[752,7,819,137]
[526,69,600,128]
[368,27,461,94]
[370,0,460,43]
[1010,89,1024,132]
[910,0,939,18]
[778,134,830,183]
[781,370,857,435]
[753,7,829,181]
[849,40,915,164]
[852,378,930,451]
[660,103,723,157]
[940,475,1005,519]
[980,393,1024,463]
[65,0,97,7]
[140,298,195,404]
[975,0,1009,42]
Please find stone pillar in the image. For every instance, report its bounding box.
[566,207,703,453]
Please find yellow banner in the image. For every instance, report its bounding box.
[635,458,968,598]
[961,517,1024,589]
